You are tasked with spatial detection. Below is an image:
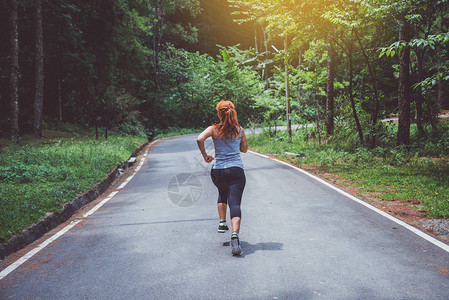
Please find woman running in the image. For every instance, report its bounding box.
[196,100,248,256]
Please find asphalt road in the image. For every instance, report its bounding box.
[1,134,449,299]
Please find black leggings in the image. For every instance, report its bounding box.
[210,167,246,219]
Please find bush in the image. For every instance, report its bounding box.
[115,119,146,137]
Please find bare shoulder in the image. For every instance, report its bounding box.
[208,125,218,138]
[197,125,215,142]
[206,125,215,133]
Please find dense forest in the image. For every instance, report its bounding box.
[1,0,449,148]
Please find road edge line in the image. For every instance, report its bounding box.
[0,140,158,281]
[249,150,449,253]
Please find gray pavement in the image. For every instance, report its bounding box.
[1,134,449,299]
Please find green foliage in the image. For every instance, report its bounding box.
[222,49,231,63]
[116,119,147,137]
[155,45,263,128]
[0,134,146,242]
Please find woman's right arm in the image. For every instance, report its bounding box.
[197,126,215,163]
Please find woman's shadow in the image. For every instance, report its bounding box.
[223,241,283,257]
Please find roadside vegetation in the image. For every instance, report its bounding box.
[247,121,449,219]
[0,127,146,242]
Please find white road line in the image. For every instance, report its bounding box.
[83,191,119,218]
[0,141,157,281]
[249,150,449,253]
[0,220,80,281]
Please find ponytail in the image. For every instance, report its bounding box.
[214,100,240,139]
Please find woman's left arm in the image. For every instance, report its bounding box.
[197,126,215,163]
[240,128,248,153]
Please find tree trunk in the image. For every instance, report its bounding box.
[33,0,44,137]
[348,29,364,144]
[254,23,259,53]
[396,19,411,146]
[262,24,268,53]
[7,0,19,142]
[416,50,426,138]
[152,0,163,126]
[314,77,321,145]
[438,78,449,110]
[425,93,437,131]
[325,34,335,136]
[354,28,380,148]
[262,25,270,88]
[284,35,291,139]
[58,77,63,122]
[297,48,303,104]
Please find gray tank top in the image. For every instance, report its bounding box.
[212,127,244,170]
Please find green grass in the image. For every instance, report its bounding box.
[0,133,146,242]
[247,126,449,219]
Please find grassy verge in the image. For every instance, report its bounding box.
[247,125,449,219]
[0,132,146,242]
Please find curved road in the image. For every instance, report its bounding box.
[1,134,449,299]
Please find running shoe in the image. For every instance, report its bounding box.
[218,222,229,233]
[231,233,242,256]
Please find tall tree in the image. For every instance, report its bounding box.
[284,34,291,139]
[324,0,386,147]
[348,28,364,144]
[4,0,19,142]
[148,0,200,126]
[92,0,115,121]
[33,0,44,137]
[396,16,411,146]
[325,33,335,136]
[409,0,449,136]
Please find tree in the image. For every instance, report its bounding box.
[322,0,368,144]
[325,33,335,136]
[409,0,449,135]
[149,0,201,126]
[396,15,412,146]
[33,0,44,137]
[347,27,364,144]
[89,0,116,124]
[4,0,19,142]
[284,35,291,139]
[324,0,385,147]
